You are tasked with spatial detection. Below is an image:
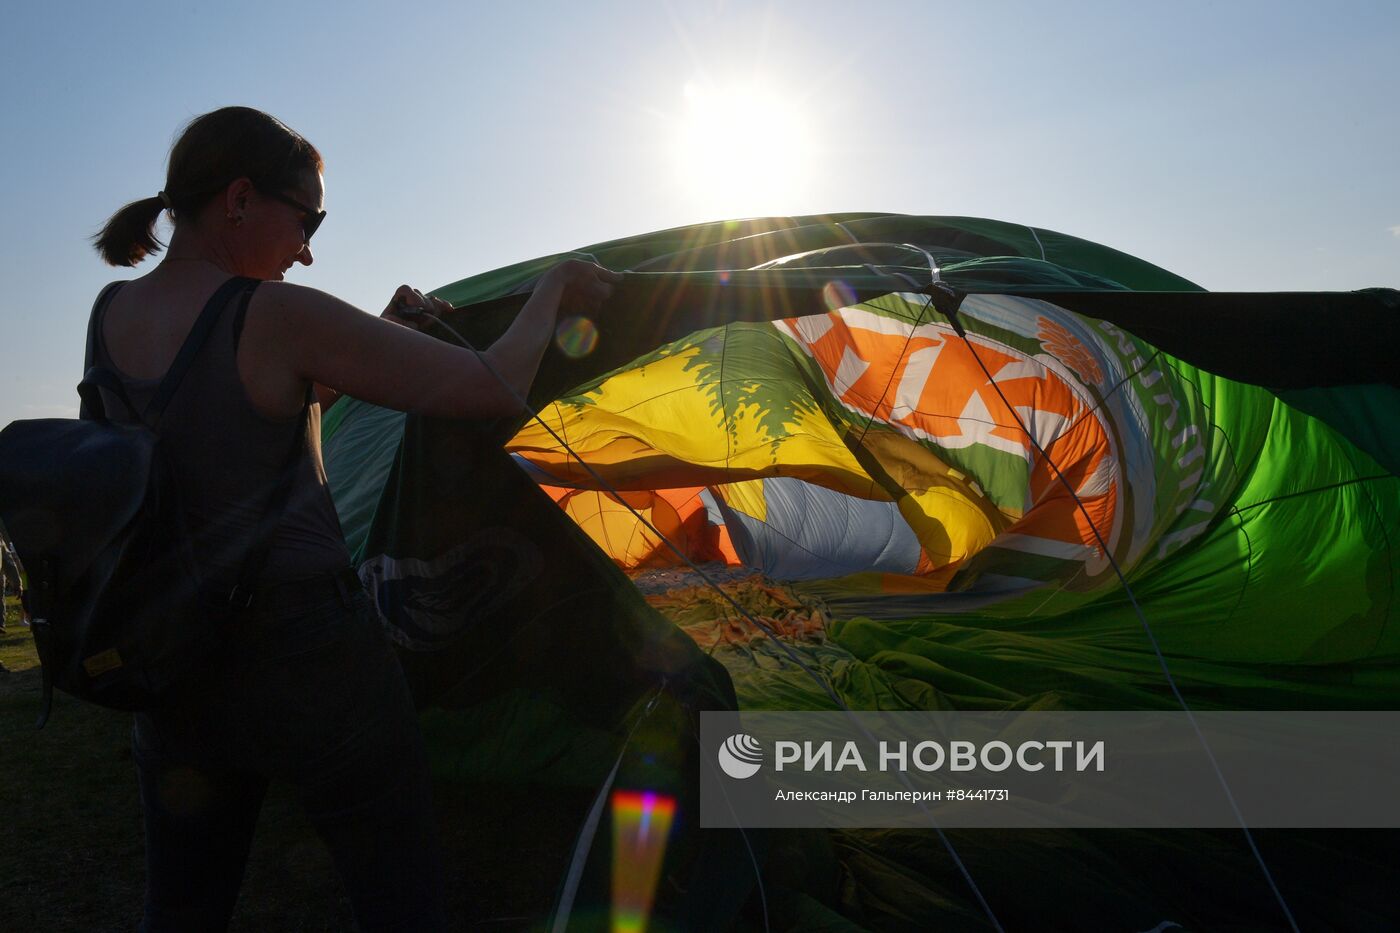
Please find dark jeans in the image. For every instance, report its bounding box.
[132,577,447,932]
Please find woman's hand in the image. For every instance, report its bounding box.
[538,260,622,315]
[381,285,453,330]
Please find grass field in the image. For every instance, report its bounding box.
[0,596,606,932]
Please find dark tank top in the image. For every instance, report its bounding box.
[88,278,351,587]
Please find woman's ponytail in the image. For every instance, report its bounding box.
[92,108,322,268]
[92,195,167,267]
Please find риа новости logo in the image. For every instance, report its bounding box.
[718,733,764,779]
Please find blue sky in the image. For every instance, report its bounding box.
[2,0,1396,426]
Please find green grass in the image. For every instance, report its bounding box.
[0,598,594,931]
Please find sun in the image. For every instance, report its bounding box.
[671,77,814,219]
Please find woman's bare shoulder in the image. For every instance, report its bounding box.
[250,279,352,316]
[243,281,374,354]
[242,280,472,415]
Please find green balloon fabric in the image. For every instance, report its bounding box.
[321,214,1399,930]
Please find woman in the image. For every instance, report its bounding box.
[91,106,618,931]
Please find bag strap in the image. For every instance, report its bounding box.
[78,282,131,422]
[78,368,138,424]
[34,557,55,729]
[145,277,257,427]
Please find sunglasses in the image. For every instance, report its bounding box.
[260,188,326,241]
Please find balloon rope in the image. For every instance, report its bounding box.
[929,287,1300,933]
[412,306,1006,933]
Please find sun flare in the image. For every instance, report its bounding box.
[671,77,813,219]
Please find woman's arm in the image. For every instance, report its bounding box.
[257,261,619,419]
[313,285,455,411]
